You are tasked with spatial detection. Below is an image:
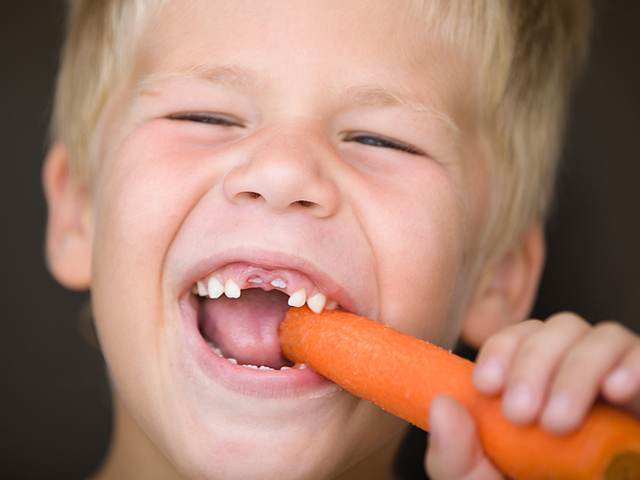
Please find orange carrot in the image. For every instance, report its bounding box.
[279,306,640,480]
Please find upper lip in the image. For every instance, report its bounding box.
[179,247,362,315]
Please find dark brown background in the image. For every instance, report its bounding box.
[1,1,639,478]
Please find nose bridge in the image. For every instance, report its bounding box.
[223,123,340,216]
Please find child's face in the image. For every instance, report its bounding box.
[87,0,490,477]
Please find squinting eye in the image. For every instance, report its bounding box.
[167,112,243,127]
[345,132,425,156]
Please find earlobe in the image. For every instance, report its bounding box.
[461,222,545,349]
[42,143,93,290]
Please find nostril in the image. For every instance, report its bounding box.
[232,191,263,204]
[296,200,315,208]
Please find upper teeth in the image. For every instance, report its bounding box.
[307,292,327,314]
[287,288,306,308]
[192,267,336,314]
[208,277,224,298]
[224,278,241,298]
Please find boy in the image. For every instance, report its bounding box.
[42,0,640,478]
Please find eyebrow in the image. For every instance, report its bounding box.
[339,85,462,144]
[136,64,264,96]
[136,64,462,144]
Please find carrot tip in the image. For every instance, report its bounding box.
[604,451,640,480]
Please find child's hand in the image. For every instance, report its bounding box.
[473,312,640,434]
[425,313,640,479]
[425,395,506,479]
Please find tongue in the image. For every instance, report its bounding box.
[199,289,293,368]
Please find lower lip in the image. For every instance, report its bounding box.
[178,295,334,398]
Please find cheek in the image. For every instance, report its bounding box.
[92,121,223,274]
[361,166,469,346]
[89,125,217,378]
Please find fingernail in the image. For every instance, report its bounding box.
[474,359,506,392]
[503,384,536,421]
[541,391,577,434]
[544,391,574,423]
[606,367,634,395]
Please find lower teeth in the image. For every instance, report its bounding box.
[204,337,299,371]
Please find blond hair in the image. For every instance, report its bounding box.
[50,0,591,262]
[51,0,167,185]
[473,1,591,262]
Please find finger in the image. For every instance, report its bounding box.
[603,335,640,415]
[501,313,591,426]
[426,396,505,480]
[473,320,544,396]
[539,321,637,435]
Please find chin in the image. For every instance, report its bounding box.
[147,383,402,480]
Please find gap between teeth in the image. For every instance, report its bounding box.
[193,276,337,314]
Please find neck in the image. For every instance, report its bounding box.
[334,429,407,480]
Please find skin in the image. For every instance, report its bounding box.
[42,0,640,479]
[428,314,640,480]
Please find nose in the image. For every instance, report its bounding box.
[223,126,340,218]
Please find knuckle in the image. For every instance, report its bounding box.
[545,311,590,330]
[593,320,630,339]
[560,345,592,372]
[517,334,553,364]
[485,320,543,351]
[625,340,640,364]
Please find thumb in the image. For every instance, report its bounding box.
[425,396,505,480]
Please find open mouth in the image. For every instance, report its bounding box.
[190,262,339,371]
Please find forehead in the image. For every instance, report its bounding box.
[153,0,423,62]
[137,0,474,123]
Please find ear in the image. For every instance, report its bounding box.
[460,221,545,349]
[42,143,93,290]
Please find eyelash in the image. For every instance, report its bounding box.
[168,113,425,156]
[167,112,242,127]
[345,133,425,156]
